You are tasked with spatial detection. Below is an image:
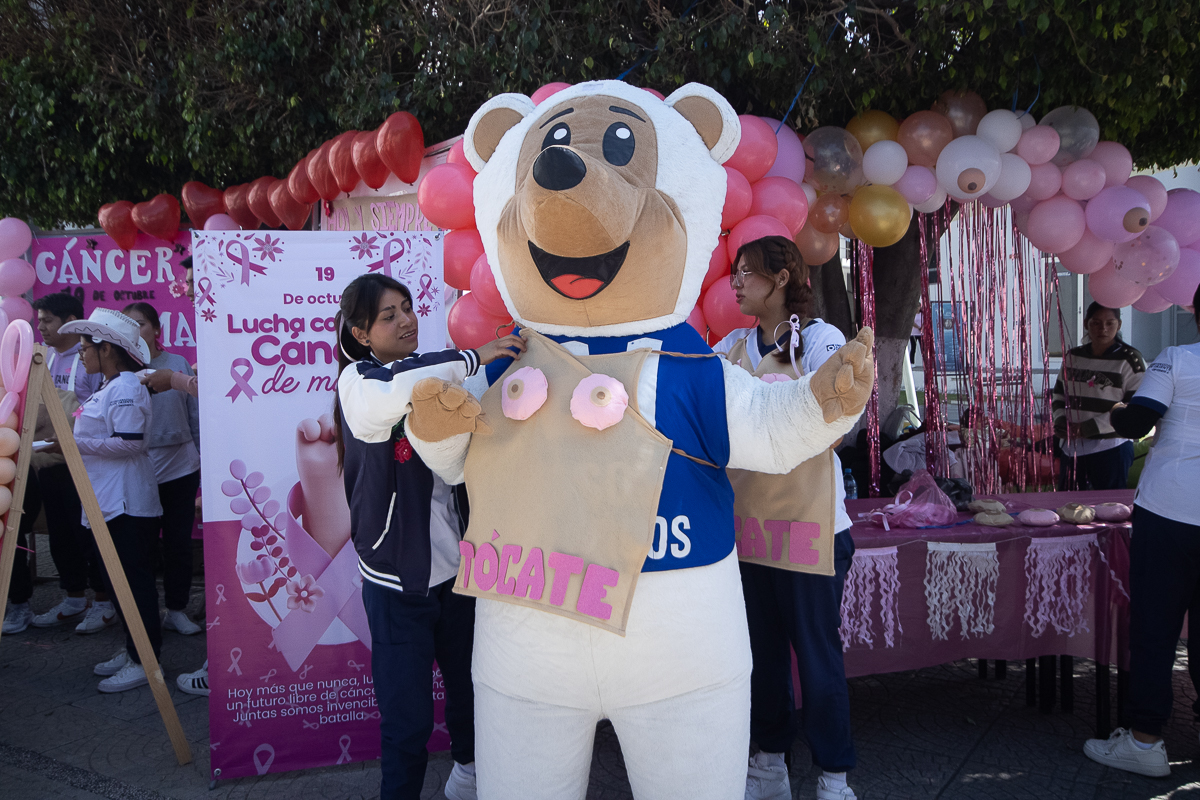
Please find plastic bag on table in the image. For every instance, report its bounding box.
[863,469,959,530]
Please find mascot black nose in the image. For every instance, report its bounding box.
[533,146,587,191]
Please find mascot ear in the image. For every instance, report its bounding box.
[665,84,741,165]
[465,94,537,172]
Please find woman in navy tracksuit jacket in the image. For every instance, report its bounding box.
[334,273,524,800]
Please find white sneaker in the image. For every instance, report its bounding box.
[31,597,88,627]
[75,601,118,634]
[94,649,130,677]
[1083,727,1170,778]
[746,752,790,800]
[162,609,201,635]
[98,661,148,693]
[816,773,858,800]
[444,761,477,800]
[3,602,32,634]
[176,661,210,696]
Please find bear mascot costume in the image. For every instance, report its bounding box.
[406,80,875,799]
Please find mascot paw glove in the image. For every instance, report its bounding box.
[408,378,493,441]
[811,327,876,423]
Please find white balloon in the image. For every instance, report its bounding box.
[861,140,909,186]
[1015,110,1037,131]
[977,109,1024,153]
[935,135,1003,200]
[914,186,949,214]
[800,182,818,208]
[988,153,1034,202]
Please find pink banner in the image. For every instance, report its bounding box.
[30,231,197,366]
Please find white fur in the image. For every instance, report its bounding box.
[406,429,470,485]
[467,80,737,338]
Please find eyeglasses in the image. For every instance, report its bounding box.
[729,268,754,289]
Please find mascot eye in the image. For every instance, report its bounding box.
[542,123,571,150]
[603,123,635,166]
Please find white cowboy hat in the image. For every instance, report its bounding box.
[59,308,152,366]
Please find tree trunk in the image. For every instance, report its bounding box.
[869,217,926,423]
[809,253,855,339]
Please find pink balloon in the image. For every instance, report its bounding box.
[1088,261,1145,308]
[447,293,511,350]
[1124,175,1168,222]
[1016,126,1060,166]
[0,297,32,326]
[726,215,793,264]
[0,318,33,394]
[722,168,753,230]
[1061,159,1107,201]
[978,193,1008,209]
[1154,247,1200,305]
[0,218,33,261]
[642,88,666,101]
[749,177,810,236]
[686,305,708,339]
[1024,195,1086,253]
[1023,162,1062,201]
[762,119,807,184]
[702,243,730,290]
[203,213,240,230]
[725,116,779,183]
[469,254,509,318]
[1133,287,1174,313]
[531,83,572,105]
[1057,229,1114,275]
[0,259,36,296]
[702,280,755,340]
[894,166,937,205]
[1085,185,1151,243]
[1089,142,1133,187]
[416,163,476,230]
[1155,188,1200,248]
[1112,225,1181,286]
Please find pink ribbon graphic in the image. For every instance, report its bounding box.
[215,584,226,604]
[336,735,352,765]
[259,669,277,682]
[252,743,275,775]
[228,647,243,676]
[417,273,435,301]
[366,237,407,279]
[226,358,257,403]
[227,240,268,286]
[195,277,216,308]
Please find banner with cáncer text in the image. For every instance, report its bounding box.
[193,230,449,780]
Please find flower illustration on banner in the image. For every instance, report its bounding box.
[417,302,431,317]
[350,233,379,260]
[252,234,284,262]
[287,575,324,612]
[236,555,274,585]
[168,277,189,299]
[201,308,217,322]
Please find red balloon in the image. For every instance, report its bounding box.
[722,167,752,230]
[726,215,793,264]
[749,177,810,236]
[329,131,362,193]
[306,140,341,202]
[417,163,477,230]
[247,177,282,228]
[98,201,138,250]
[180,181,225,229]
[725,116,779,183]
[686,305,707,338]
[444,229,484,290]
[447,293,512,350]
[642,87,666,101]
[702,279,755,340]
[223,184,260,229]
[269,180,312,231]
[352,130,390,190]
[531,83,572,105]
[288,152,321,205]
[131,194,180,242]
[470,254,509,317]
[376,112,425,184]
[702,241,730,290]
[447,139,471,166]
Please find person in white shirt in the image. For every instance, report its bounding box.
[50,308,165,694]
[712,235,857,800]
[1084,285,1200,777]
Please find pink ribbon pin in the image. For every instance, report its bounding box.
[227,358,257,403]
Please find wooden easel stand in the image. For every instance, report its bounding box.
[0,346,192,765]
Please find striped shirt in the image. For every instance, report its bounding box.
[1053,341,1146,457]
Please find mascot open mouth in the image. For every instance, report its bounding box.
[528,241,630,300]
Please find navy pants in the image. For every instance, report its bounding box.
[101,514,163,664]
[1058,440,1134,491]
[1128,505,1200,736]
[362,577,475,800]
[156,470,199,611]
[41,463,107,594]
[6,470,41,605]
[741,531,857,772]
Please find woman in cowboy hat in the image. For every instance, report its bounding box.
[51,307,165,693]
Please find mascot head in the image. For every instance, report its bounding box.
[465,80,740,337]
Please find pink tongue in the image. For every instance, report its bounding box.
[550,274,604,299]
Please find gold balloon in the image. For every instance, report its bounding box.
[809,193,850,234]
[795,223,840,264]
[849,185,911,247]
[845,110,900,153]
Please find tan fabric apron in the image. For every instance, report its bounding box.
[725,336,837,576]
[457,330,674,635]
